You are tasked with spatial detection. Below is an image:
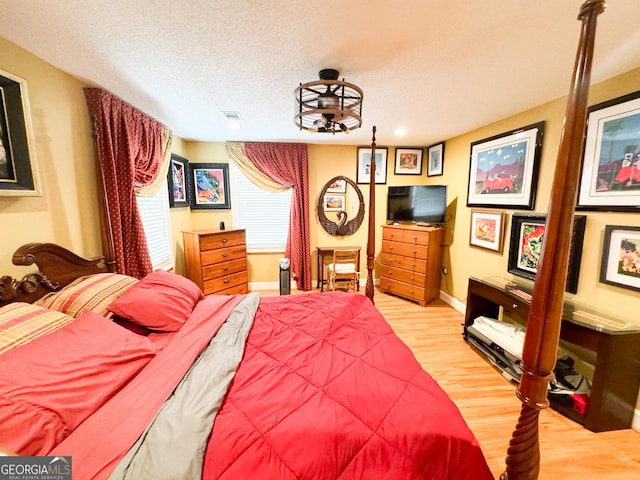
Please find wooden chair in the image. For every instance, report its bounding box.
[326,249,360,292]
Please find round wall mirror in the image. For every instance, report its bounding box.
[317,176,365,236]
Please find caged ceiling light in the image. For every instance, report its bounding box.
[294,68,363,134]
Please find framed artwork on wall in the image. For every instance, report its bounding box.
[427,142,444,177]
[469,209,506,253]
[466,122,544,209]
[323,194,345,212]
[167,154,190,208]
[394,148,423,175]
[325,178,346,194]
[599,225,640,292]
[0,69,41,196]
[189,163,231,209]
[577,90,640,212]
[356,146,388,184]
[507,213,586,293]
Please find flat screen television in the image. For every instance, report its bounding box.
[386,185,447,226]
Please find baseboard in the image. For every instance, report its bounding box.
[439,289,466,314]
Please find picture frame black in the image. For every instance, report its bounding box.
[599,225,640,292]
[577,90,640,212]
[427,142,444,177]
[0,69,40,196]
[166,153,190,208]
[356,146,388,184]
[467,121,544,209]
[394,147,423,175]
[507,213,586,293]
[189,162,231,209]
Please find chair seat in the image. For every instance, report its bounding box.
[327,263,356,274]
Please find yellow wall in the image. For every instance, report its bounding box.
[0,38,101,278]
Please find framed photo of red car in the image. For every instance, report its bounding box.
[599,225,640,292]
[507,213,586,293]
[577,90,640,212]
[469,209,506,253]
[466,122,544,209]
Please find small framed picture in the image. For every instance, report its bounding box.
[166,154,190,208]
[599,225,640,292]
[469,209,506,253]
[189,163,231,209]
[356,147,388,184]
[323,194,345,211]
[325,177,346,194]
[507,213,586,293]
[467,122,544,209]
[427,142,444,177]
[394,148,423,175]
[577,90,640,212]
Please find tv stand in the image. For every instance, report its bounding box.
[463,276,640,432]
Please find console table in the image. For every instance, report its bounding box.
[464,276,640,432]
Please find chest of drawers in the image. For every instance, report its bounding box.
[182,229,248,295]
[379,224,444,306]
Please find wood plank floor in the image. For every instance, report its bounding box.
[257,288,640,479]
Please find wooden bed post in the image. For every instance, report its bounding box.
[365,126,377,303]
[502,1,605,479]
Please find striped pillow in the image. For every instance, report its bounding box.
[0,302,73,355]
[36,273,138,318]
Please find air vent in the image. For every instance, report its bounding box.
[222,111,242,120]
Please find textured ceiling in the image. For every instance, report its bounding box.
[1,1,639,147]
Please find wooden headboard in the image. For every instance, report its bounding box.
[0,243,107,307]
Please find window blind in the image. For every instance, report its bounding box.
[136,180,174,270]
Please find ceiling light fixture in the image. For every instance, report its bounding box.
[294,68,363,134]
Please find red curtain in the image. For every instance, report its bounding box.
[84,88,165,278]
[244,143,312,291]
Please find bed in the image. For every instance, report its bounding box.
[0,243,491,479]
[0,2,606,479]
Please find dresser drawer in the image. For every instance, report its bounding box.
[382,227,430,246]
[199,230,246,251]
[381,240,428,259]
[215,283,249,295]
[380,252,428,273]
[379,276,425,303]
[201,245,246,266]
[202,258,247,281]
[379,265,426,285]
[203,271,248,295]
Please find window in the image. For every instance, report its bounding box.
[136,180,174,270]
[230,163,291,251]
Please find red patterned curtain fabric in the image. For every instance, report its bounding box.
[84,88,165,278]
[244,143,312,291]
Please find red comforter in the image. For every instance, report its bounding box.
[53,292,491,479]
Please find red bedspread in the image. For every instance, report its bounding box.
[203,292,492,479]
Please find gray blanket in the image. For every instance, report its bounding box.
[109,293,260,480]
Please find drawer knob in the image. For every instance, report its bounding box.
[223,266,229,271]
[222,253,229,257]
[222,238,228,243]
[512,303,518,309]
[224,279,230,284]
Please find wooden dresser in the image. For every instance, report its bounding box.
[379,224,444,306]
[182,229,248,295]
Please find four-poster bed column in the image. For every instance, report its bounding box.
[365,126,377,303]
[502,1,606,479]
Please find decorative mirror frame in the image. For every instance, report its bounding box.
[317,175,365,236]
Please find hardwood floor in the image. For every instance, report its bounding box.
[257,288,640,479]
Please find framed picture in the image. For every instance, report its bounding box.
[466,121,544,209]
[469,209,506,253]
[189,163,231,209]
[599,225,640,292]
[323,194,345,212]
[427,142,444,177]
[0,69,41,196]
[507,213,586,293]
[166,154,190,208]
[394,148,423,175]
[356,147,388,184]
[577,90,640,212]
[325,178,346,194]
